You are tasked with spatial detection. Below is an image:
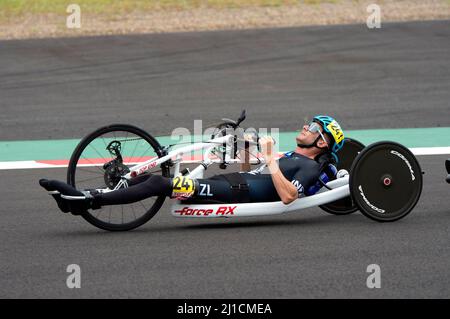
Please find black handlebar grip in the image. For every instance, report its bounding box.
[237,109,246,126]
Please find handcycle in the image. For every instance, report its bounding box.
[63,110,423,231]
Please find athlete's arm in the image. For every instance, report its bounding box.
[259,136,298,205]
[267,161,299,204]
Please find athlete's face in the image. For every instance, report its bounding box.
[296,122,329,149]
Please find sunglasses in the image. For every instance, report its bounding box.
[305,122,329,146]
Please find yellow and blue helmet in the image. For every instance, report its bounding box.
[312,115,345,153]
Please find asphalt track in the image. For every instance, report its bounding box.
[1,20,450,298]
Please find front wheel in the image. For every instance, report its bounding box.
[67,124,170,231]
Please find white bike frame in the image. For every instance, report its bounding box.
[112,134,350,218]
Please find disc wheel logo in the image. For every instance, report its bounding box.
[358,185,385,214]
[390,150,415,181]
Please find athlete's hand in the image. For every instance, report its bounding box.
[259,136,276,165]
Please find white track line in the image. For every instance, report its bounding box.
[410,147,450,156]
[0,147,449,170]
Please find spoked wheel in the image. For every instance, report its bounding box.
[349,141,423,222]
[319,138,365,215]
[67,124,170,231]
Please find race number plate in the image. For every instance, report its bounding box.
[171,176,196,200]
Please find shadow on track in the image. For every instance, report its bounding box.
[41,213,368,238]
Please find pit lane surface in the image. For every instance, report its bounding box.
[1,21,449,298]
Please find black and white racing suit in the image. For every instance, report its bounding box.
[94,151,330,207]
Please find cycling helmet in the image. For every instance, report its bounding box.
[312,115,345,153]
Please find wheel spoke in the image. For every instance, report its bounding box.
[131,205,137,220]
[80,156,105,174]
[135,145,152,165]
[76,177,104,186]
[129,138,140,162]
[121,132,129,159]
[101,135,108,152]
[77,166,104,175]
[88,143,110,165]
[139,200,147,212]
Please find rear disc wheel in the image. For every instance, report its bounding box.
[349,141,422,222]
